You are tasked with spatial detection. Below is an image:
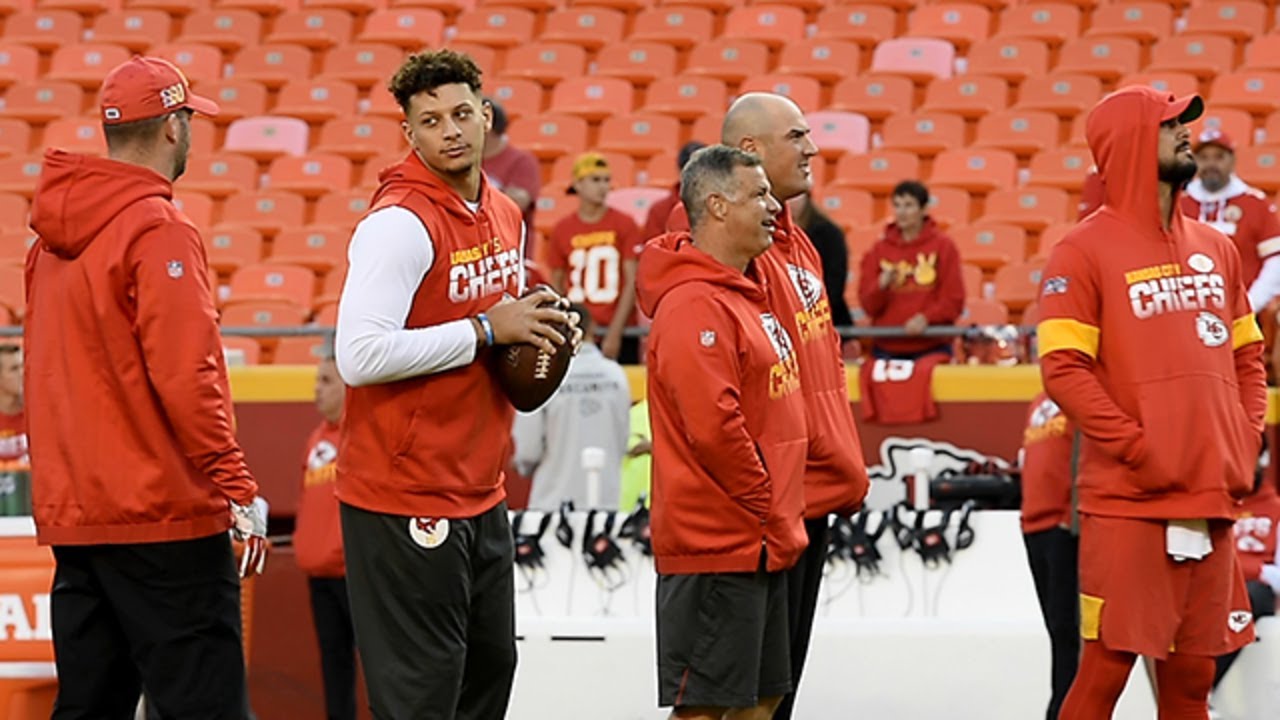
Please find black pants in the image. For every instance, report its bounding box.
[1023,527,1080,720]
[774,516,830,720]
[1214,579,1276,687]
[50,533,247,720]
[309,576,357,720]
[341,501,516,720]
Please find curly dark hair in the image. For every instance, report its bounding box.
[388,50,484,113]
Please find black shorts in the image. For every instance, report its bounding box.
[656,562,792,709]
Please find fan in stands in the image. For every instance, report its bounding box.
[493,284,574,412]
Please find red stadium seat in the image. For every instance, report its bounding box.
[226,262,317,309]
[500,43,588,87]
[42,118,106,156]
[930,149,1018,193]
[594,41,679,86]
[357,8,445,50]
[265,9,354,49]
[1148,34,1236,80]
[597,113,682,159]
[880,111,966,156]
[204,226,264,274]
[218,190,307,236]
[178,9,262,52]
[176,153,260,197]
[268,153,353,197]
[311,189,372,232]
[549,76,634,121]
[869,37,955,82]
[0,81,84,123]
[1054,37,1142,83]
[806,111,870,158]
[0,119,31,158]
[981,187,1070,232]
[271,79,359,123]
[539,7,626,51]
[3,10,84,52]
[267,227,347,274]
[907,3,992,51]
[91,9,173,52]
[994,3,1080,45]
[627,7,715,50]
[505,113,589,159]
[191,79,269,125]
[1013,72,1102,119]
[920,75,1009,118]
[1083,2,1173,44]
[320,44,407,90]
[640,76,728,120]
[223,116,309,160]
[232,44,313,89]
[722,5,805,49]
[972,109,1059,158]
[685,39,770,85]
[964,38,1048,84]
[315,117,403,161]
[832,150,920,194]
[220,300,310,327]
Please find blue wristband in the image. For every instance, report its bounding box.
[476,313,495,347]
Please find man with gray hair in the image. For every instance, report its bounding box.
[636,145,808,720]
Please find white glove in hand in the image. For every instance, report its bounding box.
[230,497,269,578]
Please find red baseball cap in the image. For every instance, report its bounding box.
[1160,93,1204,125]
[1194,128,1235,153]
[99,56,219,125]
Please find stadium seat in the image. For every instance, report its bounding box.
[1262,113,1280,145]
[870,38,955,82]
[320,44,408,90]
[723,5,805,49]
[738,75,822,114]
[972,109,1059,157]
[357,8,444,50]
[226,262,316,308]
[689,113,722,146]
[907,3,992,51]
[1182,1,1265,43]
[608,187,669,227]
[311,189,371,232]
[0,263,23,319]
[534,189,575,238]
[805,111,870,158]
[1033,222,1072,260]
[42,118,105,155]
[271,336,330,364]
[961,262,986,300]
[1147,35,1235,81]
[641,150,685,187]
[220,336,262,365]
[776,39,862,86]
[440,42,497,75]
[150,43,225,87]
[931,149,1017,193]
[813,5,895,50]
[46,43,132,89]
[1235,145,1280,192]
[928,186,972,227]
[3,11,84,52]
[0,193,30,226]
[265,9,353,49]
[305,0,382,13]
[125,0,209,16]
[920,75,1009,118]
[191,79,268,125]
[627,7,715,50]
[829,74,915,120]
[1055,37,1142,83]
[0,226,32,269]
[91,9,173,52]
[0,44,39,89]
[814,187,875,231]
[982,187,1069,232]
[500,43,588,87]
[1026,147,1093,191]
[1242,38,1280,73]
[1117,72,1200,99]
[176,153,260,197]
[0,81,84,123]
[173,192,215,229]
[1019,300,1039,327]
[685,39,770,85]
[218,190,307,236]
[267,227,346,273]
[268,153,353,197]
[1013,73,1102,119]
[880,111,966,156]
[566,0,648,12]
[654,0,738,13]
[452,7,536,48]
[178,9,262,52]
[994,3,1080,46]
[540,7,626,51]
[549,77,634,121]
[0,119,30,158]
[220,300,310,327]
[550,151,637,187]
[271,79,359,123]
[232,44,313,89]
[832,150,920,194]
[40,0,121,16]
[311,302,338,326]
[486,76,544,120]
[314,117,402,161]
[594,41,679,86]
[204,226,264,274]
[1210,72,1280,115]
[993,258,1045,310]
[505,113,589,159]
[223,116,309,160]
[1084,2,1173,44]
[596,113,681,159]
[386,0,467,23]
[961,298,1009,326]
[357,151,402,189]
[1189,109,1255,148]
[964,38,1048,84]
[640,76,728,120]
[0,154,45,197]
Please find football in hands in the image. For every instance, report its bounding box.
[492,287,574,412]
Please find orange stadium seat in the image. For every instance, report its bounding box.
[550,151,637,187]
[833,150,920,194]
[204,226,264,274]
[311,189,371,231]
[685,39,770,85]
[738,75,822,113]
[305,0,382,14]
[388,0,469,23]
[173,192,215,229]
[221,336,262,365]
[880,111,966,156]
[41,0,120,16]
[0,81,84,123]
[815,187,875,230]
[271,336,330,364]
[597,113,681,159]
[641,76,728,120]
[805,111,870,158]
[534,189,574,237]
[0,228,33,269]
[1147,35,1235,81]
[723,5,805,49]
[608,186,669,227]
[870,38,955,82]
[452,7,535,48]
[268,153,353,197]
[0,44,39,89]
[994,3,1080,46]
[189,116,218,157]
[632,8,720,54]
[641,150,685,188]
[964,38,1048,84]
[923,186,969,228]
[320,44,408,90]
[486,76,544,120]
[594,42,679,86]
[265,9,354,49]
[930,149,1017,193]
[567,0,648,13]
[314,263,346,304]
[920,75,1009,118]
[312,302,338,326]
[223,116,309,160]
[655,0,738,13]
[1117,72,1200,98]
[191,79,269,125]
[813,5,895,50]
[218,190,307,236]
[1033,222,1073,260]
[776,39,862,86]
[267,227,346,273]
[0,264,25,319]
[232,44,313,89]
[226,262,316,308]
[1064,114,1088,148]
[0,119,31,158]
[1263,113,1280,144]
[907,3,992,51]
[505,113,588,159]
[220,300,310,327]
[993,258,1045,310]
[0,192,28,225]
[500,43,588,87]
[1084,2,1173,44]
[271,79,359,123]
[440,42,497,77]
[357,8,445,50]
[972,109,1058,157]
[689,113,722,146]
[47,43,132,89]
[845,224,880,269]
[1210,72,1280,115]
[91,9,173,52]
[1235,145,1280,192]
[1026,147,1093,191]
[1242,39,1280,73]
[961,261,984,299]
[3,11,84,52]
[315,117,402,161]
[177,153,259,197]
[1190,108,1255,148]
[828,74,915,120]
[150,43,225,87]
[960,298,1009,326]
[1183,1,1267,43]
[540,8,626,51]
[549,76,633,121]
[982,187,1070,232]
[43,118,105,155]
[1054,37,1141,83]
[125,0,209,16]
[1013,73,1102,119]
[178,9,262,52]
[0,154,45,197]
[357,151,402,189]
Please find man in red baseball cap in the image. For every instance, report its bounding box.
[25,55,267,717]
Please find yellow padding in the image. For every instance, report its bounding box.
[1233,313,1264,350]
[1080,593,1103,641]
[1037,318,1100,359]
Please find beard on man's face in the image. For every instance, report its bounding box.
[1158,155,1197,188]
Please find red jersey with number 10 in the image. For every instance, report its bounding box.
[547,208,641,328]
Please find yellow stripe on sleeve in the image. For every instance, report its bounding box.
[1037,318,1100,359]
[1233,313,1264,350]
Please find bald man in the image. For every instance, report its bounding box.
[719,93,871,719]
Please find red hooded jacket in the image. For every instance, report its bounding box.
[857,218,966,356]
[25,150,256,545]
[1038,86,1268,521]
[636,233,808,574]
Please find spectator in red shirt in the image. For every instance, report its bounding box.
[642,141,705,241]
[481,98,539,250]
[548,152,643,363]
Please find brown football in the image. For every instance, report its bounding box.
[491,289,574,412]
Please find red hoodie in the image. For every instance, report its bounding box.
[25,150,257,545]
[636,232,808,574]
[1020,392,1075,534]
[1233,482,1280,583]
[294,420,344,578]
[857,218,966,356]
[1038,86,1268,521]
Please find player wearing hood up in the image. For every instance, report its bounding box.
[1037,86,1267,719]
